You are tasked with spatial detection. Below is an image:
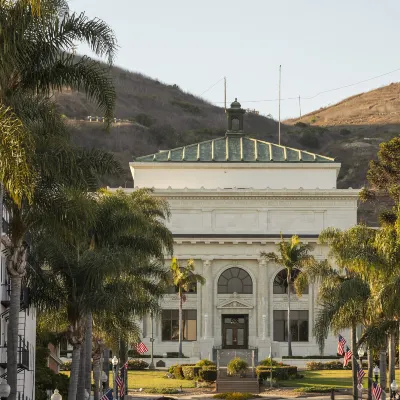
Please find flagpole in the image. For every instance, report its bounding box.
[149,312,155,370]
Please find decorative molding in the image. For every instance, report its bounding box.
[217,297,254,309]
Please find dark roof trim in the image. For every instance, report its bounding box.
[173,233,319,239]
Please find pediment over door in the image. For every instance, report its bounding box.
[217,298,253,309]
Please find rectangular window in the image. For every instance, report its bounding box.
[273,310,309,342]
[162,309,197,341]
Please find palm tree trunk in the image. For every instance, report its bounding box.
[85,313,93,396]
[380,347,387,400]
[351,323,358,400]
[69,344,83,400]
[287,274,292,357]
[179,288,183,358]
[93,348,101,400]
[389,334,395,397]
[119,339,128,397]
[103,348,110,388]
[367,348,373,400]
[77,343,86,399]
[7,275,22,400]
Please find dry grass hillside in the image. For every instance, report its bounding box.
[54,65,400,225]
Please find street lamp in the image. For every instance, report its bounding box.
[0,380,10,399]
[373,366,380,383]
[391,380,398,400]
[50,389,62,400]
[358,383,363,400]
[112,356,119,400]
[84,389,89,399]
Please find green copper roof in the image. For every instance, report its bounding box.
[135,135,335,163]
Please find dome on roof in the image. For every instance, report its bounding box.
[230,98,241,109]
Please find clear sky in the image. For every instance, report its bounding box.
[70,0,400,120]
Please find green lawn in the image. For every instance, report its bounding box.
[280,370,400,389]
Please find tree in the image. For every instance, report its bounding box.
[29,189,173,399]
[170,258,205,358]
[261,235,315,356]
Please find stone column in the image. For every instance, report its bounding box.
[258,258,268,338]
[202,259,213,339]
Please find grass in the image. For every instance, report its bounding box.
[62,370,196,390]
[280,369,400,390]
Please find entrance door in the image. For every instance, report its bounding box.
[222,315,248,349]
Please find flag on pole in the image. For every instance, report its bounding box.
[343,346,353,367]
[337,334,346,356]
[120,360,128,371]
[135,342,148,354]
[356,363,365,383]
[100,389,113,400]
[373,382,383,400]
[116,374,125,398]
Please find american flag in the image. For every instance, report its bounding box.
[337,334,346,356]
[373,382,383,400]
[100,389,113,400]
[356,362,365,383]
[135,342,148,354]
[120,360,128,371]
[116,374,125,398]
[343,346,353,367]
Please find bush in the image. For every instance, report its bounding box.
[299,130,320,149]
[182,365,196,380]
[306,360,358,370]
[147,387,179,394]
[306,361,324,370]
[294,386,335,393]
[256,366,298,381]
[340,128,351,136]
[213,393,261,400]
[259,358,287,367]
[227,357,248,376]
[196,359,216,367]
[173,365,183,379]
[199,367,217,382]
[294,122,309,128]
[128,359,149,370]
[170,100,201,115]
[323,361,343,370]
[282,355,340,359]
[169,363,178,374]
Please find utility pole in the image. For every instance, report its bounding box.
[298,95,302,118]
[278,65,281,145]
[224,76,227,113]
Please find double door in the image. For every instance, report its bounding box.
[222,315,248,349]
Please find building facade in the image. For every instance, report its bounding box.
[1,201,36,399]
[125,100,358,362]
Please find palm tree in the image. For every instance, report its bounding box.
[260,235,315,357]
[170,258,205,358]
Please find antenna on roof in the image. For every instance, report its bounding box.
[224,77,227,113]
[278,65,281,145]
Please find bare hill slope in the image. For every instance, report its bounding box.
[54,66,400,225]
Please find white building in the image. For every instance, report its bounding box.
[124,99,359,363]
[1,202,36,399]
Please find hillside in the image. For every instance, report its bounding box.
[54,65,400,225]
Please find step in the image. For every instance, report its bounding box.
[216,379,259,393]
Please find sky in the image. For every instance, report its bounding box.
[70,0,400,120]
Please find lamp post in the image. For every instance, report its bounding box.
[373,366,380,383]
[0,380,10,400]
[112,356,119,400]
[50,389,62,400]
[149,313,155,370]
[357,383,363,400]
[391,380,398,400]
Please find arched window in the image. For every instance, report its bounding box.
[273,269,308,294]
[218,267,253,294]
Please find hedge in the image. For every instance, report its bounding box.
[306,361,367,370]
[128,359,149,370]
[259,358,289,367]
[199,367,217,382]
[256,366,298,381]
[282,355,340,359]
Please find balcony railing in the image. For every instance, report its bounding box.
[0,336,30,370]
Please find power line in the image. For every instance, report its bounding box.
[200,77,224,96]
[208,67,400,104]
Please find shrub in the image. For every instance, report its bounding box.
[199,367,217,382]
[256,366,297,381]
[128,359,149,370]
[147,387,179,394]
[294,122,309,128]
[182,365,196,380]
[306,361,324,370]
[196,359,216,367]
[294,386,335,393]
[213,393,261,400]
[170,100,201,115]
[259,358,286,367]
[169,363,178,374]
[340,128,351,136]
[173,365,183,379]
[227,358,248,376]
[323,361,343,370]
[282,355,340,359]
[299,130,320,149]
